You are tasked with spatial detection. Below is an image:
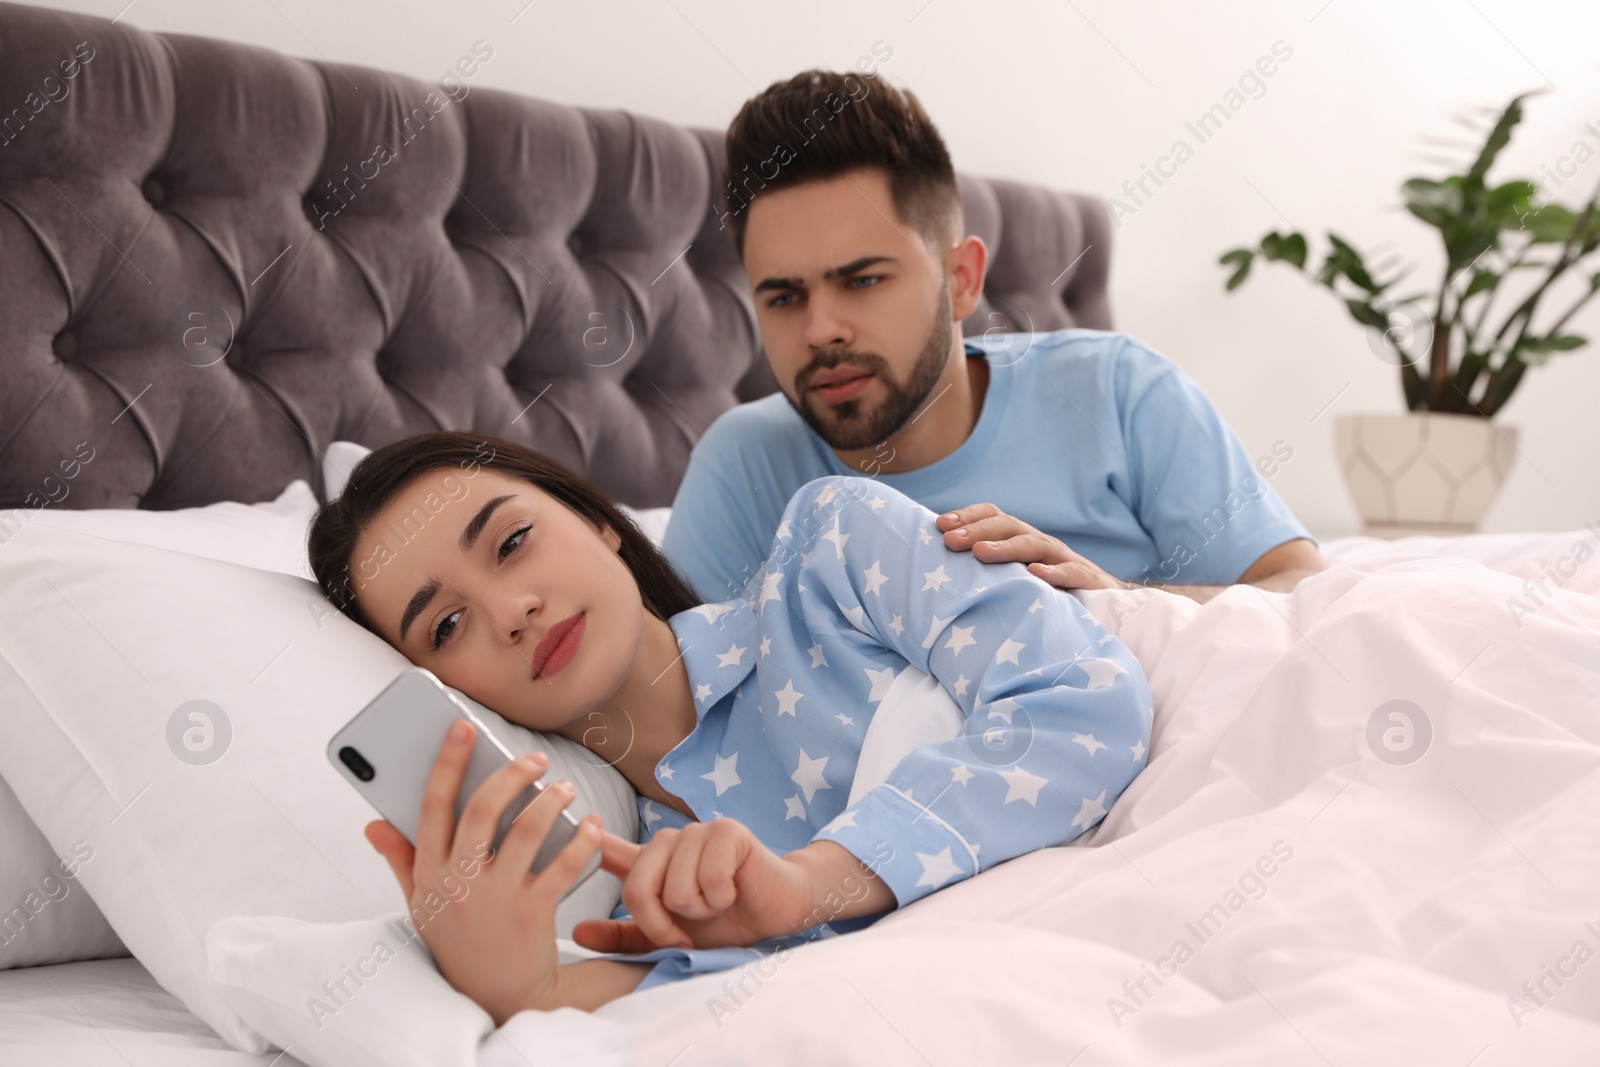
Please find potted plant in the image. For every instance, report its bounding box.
[1219,90,1600,536]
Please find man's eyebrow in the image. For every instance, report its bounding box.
[397,493,516,643]
[822,255,896,280]
[753,256,898,294]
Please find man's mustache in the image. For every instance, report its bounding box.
[796,351,892,393]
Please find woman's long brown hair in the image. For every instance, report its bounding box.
[307,431,701,638]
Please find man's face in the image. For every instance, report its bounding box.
[741,168,954,452]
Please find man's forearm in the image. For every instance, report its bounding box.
[1119,567,1322,604]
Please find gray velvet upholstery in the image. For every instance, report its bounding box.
[0,1,1112,510]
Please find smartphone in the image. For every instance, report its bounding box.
[327,667,600,896]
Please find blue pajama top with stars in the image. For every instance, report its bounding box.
[602,475,1154,992]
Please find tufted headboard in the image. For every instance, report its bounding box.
[0,2,1113,511]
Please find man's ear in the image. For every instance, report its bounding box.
[945,233,988,322]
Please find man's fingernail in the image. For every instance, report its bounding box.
[942,513,959,522]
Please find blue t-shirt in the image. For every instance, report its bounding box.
[601,474,1153,991]
[662,329,1315,603]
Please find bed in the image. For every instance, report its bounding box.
[3,4,1598,1065]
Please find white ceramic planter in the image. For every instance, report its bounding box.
[1334,412,1519,537]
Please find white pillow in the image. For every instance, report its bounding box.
[323,441,673,547]
[205,914,620,1067]
[0,478,321,972]
[0,523,637,1053]
[11,477,320,578]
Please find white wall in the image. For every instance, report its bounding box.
[32,0,1600,537]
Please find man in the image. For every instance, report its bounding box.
[662,69,1325,607]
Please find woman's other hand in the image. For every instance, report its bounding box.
[574,817,809,952]
[364,720,604,1027]
[574,822,894,953]
[936,502,1133,591]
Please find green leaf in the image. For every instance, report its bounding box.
[1219,248,1254,290]
[1325,233,1383,294]
[1462,269,1499,299]
[1521,334,1588,353]
[1485,180,1537,227]
[1345,298,1389,330]
[1259,230,1308,269]
[1519,204,1600,244]
[1466,92,1544,185]
[1402,177,1464,228]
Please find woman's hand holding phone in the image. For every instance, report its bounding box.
[364,719,607,1026]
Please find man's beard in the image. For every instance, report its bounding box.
[788,284,954,453]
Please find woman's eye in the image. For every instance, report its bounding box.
[430,610,461,651]
[499,524,531,561]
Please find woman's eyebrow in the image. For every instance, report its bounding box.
[397,493,518,643]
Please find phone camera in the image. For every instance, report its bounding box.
[338,746,376,782]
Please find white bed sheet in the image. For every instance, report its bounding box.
[0,956,308,1065]
[5,528,1598,1066]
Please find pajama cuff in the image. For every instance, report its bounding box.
[811,783,980,908]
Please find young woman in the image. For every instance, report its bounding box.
[308,431,1152,1024]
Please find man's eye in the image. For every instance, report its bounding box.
[431,610,461,651]
[848,275,881,289]
[767,292,799,309]
[499,524,531,561]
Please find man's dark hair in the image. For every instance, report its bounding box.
[722,69,961,254]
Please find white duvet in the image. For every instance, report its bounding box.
[206,539,1600,1066]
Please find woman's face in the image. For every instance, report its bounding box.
[350,467,646,733]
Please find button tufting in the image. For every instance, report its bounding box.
[141,176,165,208]
[52,332,77,360]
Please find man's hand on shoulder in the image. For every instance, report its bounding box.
[935,503,1133,591]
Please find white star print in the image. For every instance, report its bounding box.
[999,764,1049,805]
[1097,633,1116,646]
[800,549,814,567]
[716,643,746,668]
[914,846,964,890]
[701,753,742,796]
[693,602,735,624]
[641,801,663,831]
[815,485,840,506]
[952,674,971,697]
[943,624,977,656]
[862,560,888,596]
[889,614,905,636]
[922,565,952,592]
[842,603,867,630]
[760,636,772,657]
[996,638,1025,666]
[918,527,932,545]
[774,679,804,716]
[821,517,851,558]
[1079,659,1128,689]
[776,519,792,539]
[808,643,828,668]
[951,765,975,786]
[658,761,674,780]
[791,748,832,802]
[868,495,886,509]
[1073,790,1108,830]
[920,613,954,649]
[694,683,714,703]
[826,810,857,831]
[986,698,1020,724]
[1027,598,1043,614]
[1073,733,1107,756]
[1131,740,1147,761]
[836,712,854,727]
[864,665,897,703]
[759,570,783,610]
[784,794,806,821]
